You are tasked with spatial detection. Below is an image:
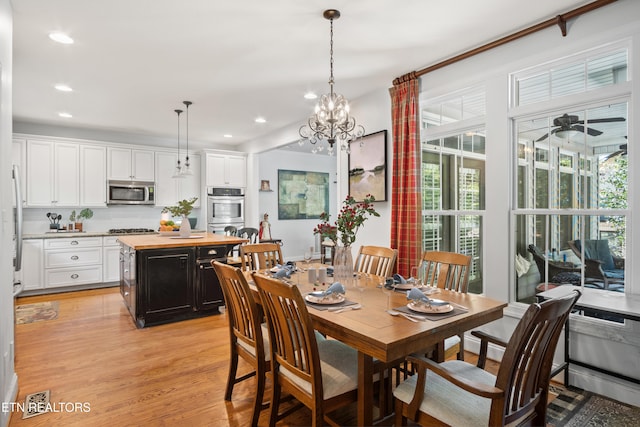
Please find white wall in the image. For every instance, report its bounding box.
[255,149,337,261]
[418,0,640,405]
[0,0,17,425]
[250,87,394,261]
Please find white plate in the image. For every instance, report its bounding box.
[169,235,204,239]
[407,300,453,314]
[305,292,346,305]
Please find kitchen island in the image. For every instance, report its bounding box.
[117,232,247,328]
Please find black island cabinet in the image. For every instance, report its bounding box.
[117,233,245,328]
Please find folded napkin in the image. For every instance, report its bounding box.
[323,282,345,296]
[406,288,449,306]
[272,263,295,279]
[393,273,407,284]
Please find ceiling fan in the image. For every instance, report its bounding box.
[602,142,628,161]
[536,113,626,142]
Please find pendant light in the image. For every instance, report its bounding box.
[298,9,364,156]
[172,109,185,178]
[182,101,193,175]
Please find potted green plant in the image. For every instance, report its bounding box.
[74,208,93,232]
[161,197,198,237]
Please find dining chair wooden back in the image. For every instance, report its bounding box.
[419,250,472,360]
[394,290,580,427]
[240,243,284,271]
[252,272,359,427]
[237,227,259,244]
[212,261,269,427]
[354,245,398,277]
[421,250,471,292]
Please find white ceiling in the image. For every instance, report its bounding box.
[12,0,596,151]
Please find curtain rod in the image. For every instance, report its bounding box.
[393,0,618,84]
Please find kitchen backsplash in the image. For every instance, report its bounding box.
[23,206,202,234]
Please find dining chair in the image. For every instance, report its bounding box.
[212,261,270,427]
[240,242,284,271]
[353,245,398,278]
[393,289,580,427]
[420,250,472,361]
[252,272,360,427]
[223,226,243,265]
[237,227,259,244]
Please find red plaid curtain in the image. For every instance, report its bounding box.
[389,74,422,277]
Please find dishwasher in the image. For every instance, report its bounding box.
[195,245,228,313]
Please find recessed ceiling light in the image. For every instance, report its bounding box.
[304,92,318,100]
[58,112,73,118]
[223,134,233,138]
[255,117,266,124]
[49,32,74,44]
[54,84,73,92]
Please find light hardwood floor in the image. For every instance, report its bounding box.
[10,287,501,426]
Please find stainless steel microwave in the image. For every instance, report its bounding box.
[107,180,155,205]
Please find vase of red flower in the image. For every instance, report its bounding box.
[314,194,379,281]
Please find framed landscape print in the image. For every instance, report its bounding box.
[277,169,329,220]
[348,130,387,202]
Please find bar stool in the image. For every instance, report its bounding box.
[320,240,335,264]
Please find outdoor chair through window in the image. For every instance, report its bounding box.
[568,239,625,290]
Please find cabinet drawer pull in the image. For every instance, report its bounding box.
[71,255,79,260]
[71,240,79,245]
[207,249,219,256]
[71,273,79,279]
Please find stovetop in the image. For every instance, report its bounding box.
[108,228,157,235]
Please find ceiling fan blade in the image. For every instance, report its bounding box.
[579,117,626,124]
[602,143,628,161]
[573,125,603,136]
[536,133,549,142]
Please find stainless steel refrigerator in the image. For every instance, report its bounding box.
[12,164,24,297]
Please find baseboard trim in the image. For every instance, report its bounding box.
[1,372,19,427]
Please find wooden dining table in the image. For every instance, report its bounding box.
[247,263,507,426]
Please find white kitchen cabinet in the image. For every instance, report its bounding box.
[155,152,202,207]
[102,236,120,283]
[26,139,79,207]
[80,144,107,206]
[43,237,103,289]
[107,147,155,181]
[205,153,246,188]
[21,239,44,291]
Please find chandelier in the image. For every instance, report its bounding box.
[299,9,364,155]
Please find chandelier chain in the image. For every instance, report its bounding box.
[329,17,334,90]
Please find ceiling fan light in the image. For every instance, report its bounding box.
[555,129,579,139]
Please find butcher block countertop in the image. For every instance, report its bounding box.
[116,232,247,250]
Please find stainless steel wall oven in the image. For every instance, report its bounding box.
[207,187,244,233]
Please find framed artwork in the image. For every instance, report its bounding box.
[277,169,329,220]
[260,180,272,191]
[348,130,387,202]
